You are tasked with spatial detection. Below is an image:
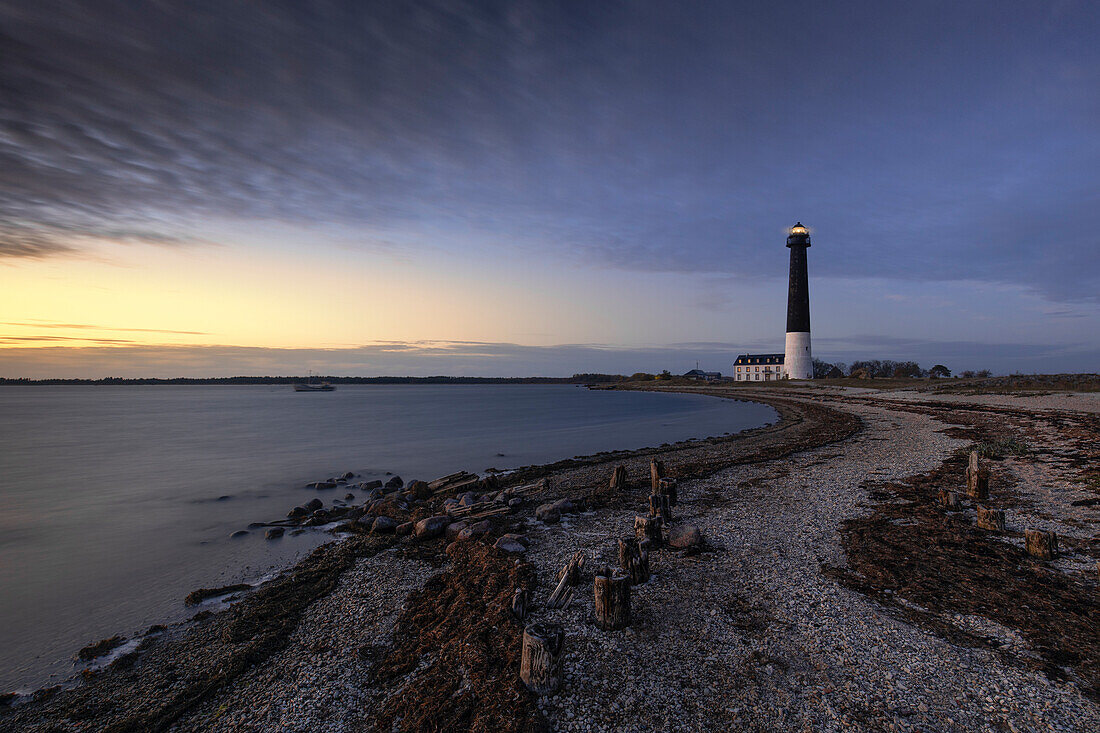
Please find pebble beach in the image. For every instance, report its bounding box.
[3,383,1098,732]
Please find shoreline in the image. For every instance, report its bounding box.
[5,385,1098,731]
[0,389,788,702]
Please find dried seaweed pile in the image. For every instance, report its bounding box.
[368,542,543,733]
[835,444,1100,700]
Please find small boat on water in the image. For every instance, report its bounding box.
[293,373,335,392]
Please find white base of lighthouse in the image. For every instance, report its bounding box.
[784,331,813,380]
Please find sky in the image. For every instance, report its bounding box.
[2,0,1099,378]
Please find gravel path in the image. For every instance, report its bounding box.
[523,398,1100,731]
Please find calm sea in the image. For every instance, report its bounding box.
[0,384,774,691]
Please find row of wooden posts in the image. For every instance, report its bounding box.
[940,450,1058,560]
[518,459,676,695]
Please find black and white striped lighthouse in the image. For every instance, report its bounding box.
[784,222,813,379]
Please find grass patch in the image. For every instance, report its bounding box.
[973,438,1030,459]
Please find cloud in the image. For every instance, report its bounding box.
[1,1,1099,303]
[0,321,208,335]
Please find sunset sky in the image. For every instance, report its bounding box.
[2,1,1099,377]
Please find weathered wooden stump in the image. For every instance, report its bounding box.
[657,476,678,506]
[967,473,989,501]
[1025,529,1058,560]
[512,588,530,621]
[649,493,671,523]
[519,623,564,694]
[634,515,663,548]
[937,489,962,510]
[975,505,1005,532]
[593,567,631,630]
[650,459,665,493]
[618,536,650,585]
[609,464,627,490]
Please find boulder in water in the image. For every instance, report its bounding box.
[265,527,284,540]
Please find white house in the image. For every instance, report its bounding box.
[733,353,786,381]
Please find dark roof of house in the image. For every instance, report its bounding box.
[734,353,785,365]
[683,369,722,377]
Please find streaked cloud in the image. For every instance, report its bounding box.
[2,1,1099,302]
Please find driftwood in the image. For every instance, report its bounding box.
[520,623,564,695]
[634,515,663,548]
[448,501,510,520]
[618,536,650,585]
[975,505,1005,532]
[547,550,586,609]
[657,476,678,506]
[512,588,530,621]
[609,464,627,490]
[593,567,631,630]
[649,494,671,523]
[1025,529,1058,560]
[650,459,666,493]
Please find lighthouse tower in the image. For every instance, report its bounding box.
[784,222,813,380]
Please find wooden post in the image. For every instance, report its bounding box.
[618,537,650,585]
[966,451,989,500]
[657,477,678,506]
[593,567,631,630]
[512,588,530,621]
[634,515,662,548]
[650,459,665,494]
[649,493,671,523]
[547,551,586,609]
[975,505,1005,532]
[519,623,564,695]
[1025,529,1058,560]
[609,464,627,490]
[937,489,961,510]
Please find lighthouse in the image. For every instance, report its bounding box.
[783,222,813,380]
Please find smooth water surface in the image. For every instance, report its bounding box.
[0,384,774,691]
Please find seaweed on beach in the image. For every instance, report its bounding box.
[367,541,544,733]
[833,420,1100,701]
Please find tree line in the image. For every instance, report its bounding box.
[811,360,991,380]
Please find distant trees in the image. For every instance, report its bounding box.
[929,364,951,378]
[655,370,673,381]
[629,372,656,381]
[959,369,992,378]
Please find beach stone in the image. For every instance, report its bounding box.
[551,498,574,514]
[396,522,414,536]
[445,522,468,541]
[407,480,432,499]
[305,498,323,512]
[342,471,355,480]
[536,503,561,523]
[508,497,523,508]
[230,530,249,538]
[494,537,526,553]
[470,520,491,535]
[356,515,375,527]
[372,516,398,533]
[306,481,337,490]
[344,493,355,500]
[264,527,284,540]
[501,532,529,547]
[456,527,477,541]
[365,487,383,501]
[414,515,450,540]
[362,480,383,491]
[385,476,404,490]
[668,525,702,549]
[287,506,307,519]
[459,492,477,507]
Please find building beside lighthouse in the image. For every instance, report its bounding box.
[732,223,813,381]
